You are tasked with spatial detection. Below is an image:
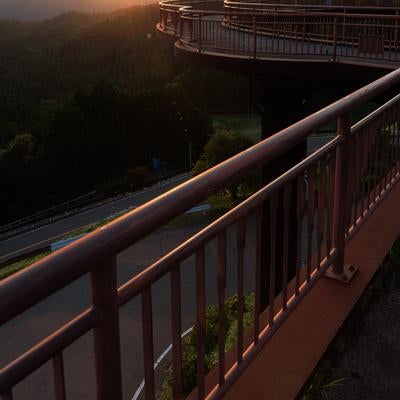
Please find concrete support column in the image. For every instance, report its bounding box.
[256,79,312,310]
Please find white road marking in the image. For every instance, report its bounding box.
[132,326,194,400]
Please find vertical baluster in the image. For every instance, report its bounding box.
[365,126,374,210]
[295,173,305,295]
[382,117,390,192]
[142,287,155,400]
[227,17,230,51]
[393,111,398,174]
[392,111,397,178]
[388,114,395,184]
[346,134,356,234]
[387,115,393,184]
[217,232,227,387]
[382,117,390,191]
[396,110,400,174]
[393,110,397,171]
[196,248,206,400]
[326,152,336,258]
[198,15,202,52]
[360,126,369,217]
[253,15,257,59]
[378,120,385,196]
[306,166,316,282]
[236,219,246,364]
[316,159,326,269]
[1,391,13,400]
[269,194,278,325]
[170,265,183,399]
[361,126,369,213]
[389,113,395,181]
[53,352,66,400]
[254,206,263,343]
[373,122,381,204]
[91,257,123,400]
[282,184,292,310]
[353,132,361,227]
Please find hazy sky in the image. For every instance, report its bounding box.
[0,0,156,20]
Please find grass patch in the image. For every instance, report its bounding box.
[157,293,255,399]
[0,211,130,281]
[0,251,51,280]
[0,205,212,280]
[166,211,214,229]
[212,114,262,142]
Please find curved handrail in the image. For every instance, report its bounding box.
[224,0,400,13]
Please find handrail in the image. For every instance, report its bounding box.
[224,0,400,12]
[1,68,400,325]
[177,8,400,19]
[159,0,400,17]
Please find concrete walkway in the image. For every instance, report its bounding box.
[300,240,400,400]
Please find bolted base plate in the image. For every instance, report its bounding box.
[324,264,358,283]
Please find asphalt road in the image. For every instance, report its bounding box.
[0,135,333,265]
[0,218,257,400]
[0,135,332,399]
[0,173,192,264]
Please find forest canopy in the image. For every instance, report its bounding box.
[0,4,249,223]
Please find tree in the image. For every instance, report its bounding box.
[193,129,255,201]
[125,166,153,191]
[0,133,41,220]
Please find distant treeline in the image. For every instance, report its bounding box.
[0,5,249,223]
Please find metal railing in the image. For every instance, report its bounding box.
[1,69,400,400]
[159,1,400,64]
[224,0,400,12]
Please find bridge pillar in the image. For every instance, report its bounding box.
[256,79,313,310]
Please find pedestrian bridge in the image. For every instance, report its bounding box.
[2,67,400,399]
[2,3,400,399]
[158,0,400,75]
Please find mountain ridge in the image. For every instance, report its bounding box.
[0,0,155,21]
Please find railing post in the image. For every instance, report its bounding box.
[91,257,123,400]
[332,116,350,275]
[327,115,357,283]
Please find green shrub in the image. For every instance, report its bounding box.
[157,293,255,399]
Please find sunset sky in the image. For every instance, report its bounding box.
[0,0,155,20]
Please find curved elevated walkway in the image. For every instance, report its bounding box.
[158,1,400,78]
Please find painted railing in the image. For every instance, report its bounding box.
[159,1,400,63]
[224,0,400,12]
[1,69,400,400]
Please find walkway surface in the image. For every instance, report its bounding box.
[224,179,400,400]
[302,240,400,400]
